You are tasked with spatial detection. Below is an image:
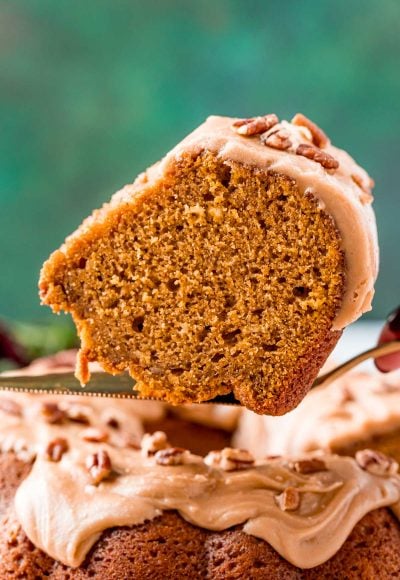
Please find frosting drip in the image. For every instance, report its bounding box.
[14,445,400,569]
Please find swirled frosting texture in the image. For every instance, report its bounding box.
[1,390,400,570]
[14,443,400,569]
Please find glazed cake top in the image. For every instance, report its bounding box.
[1,389,399,570]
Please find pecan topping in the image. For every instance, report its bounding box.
[292,113,329,148]
[0,398,22,417]
[275,487,300,511]
[204,448,255,471]
[232,114,279,136]
[351,173,374,204]
[296,143,339,170]
[81,427,109,443]
[155,447,188,466]
[41,402,66,424]
[355,449,399,476]
[261,129,292,150]
[292,458,327,474]
[45,438,69,462]
[141,431,170,457]
[86,450,112,484]
[63,404,90,425]
[106,417,120,429]
[340,386,355,404]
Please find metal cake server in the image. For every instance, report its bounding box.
[0,340,400,405]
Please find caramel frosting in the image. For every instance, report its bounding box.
[1,390,400,570]
[105,114,378,330]
[234,370,400,457]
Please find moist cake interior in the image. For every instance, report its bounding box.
[40,151,344,414]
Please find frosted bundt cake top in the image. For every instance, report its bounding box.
[1,390,400,569]
[120,113,377,330]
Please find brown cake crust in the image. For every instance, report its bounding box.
[1,451,400,579]
[40,151,345,415]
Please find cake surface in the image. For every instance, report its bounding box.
[1,386,400,578]
[39,113,378,414]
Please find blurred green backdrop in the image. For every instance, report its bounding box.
[1,0,399,324]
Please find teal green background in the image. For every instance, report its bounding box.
[1,0,399,323]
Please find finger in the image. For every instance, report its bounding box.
[374,306,400,372]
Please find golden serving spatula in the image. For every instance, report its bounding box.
[0,341,399,405]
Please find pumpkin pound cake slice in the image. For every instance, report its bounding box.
[39,113,378,414]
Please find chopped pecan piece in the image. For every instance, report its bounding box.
[275,487,300,511]
[45,437,69,462]
[351,173,374,204]
[355,449,399,476]
[292,113,329,148]
[204,448,255,471]
[64,404,90,425]
[296,143,339,170]
[141,431,170,457]
[232,114,279,136]
[340,386,355,404]
[86,450,112,484]
[155,447,188,466]
[0,398,22,417]
[41,402,66,424]
[81,427,109,443]
[292,458,327,474]
[106,417,120,429]
[261,129,292,150]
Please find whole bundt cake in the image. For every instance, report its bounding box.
[39,113,378,414]
[1,388,400,578]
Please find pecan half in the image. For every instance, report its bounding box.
[292,113,329,148]
[275,487,300,511]
[355,449,399,476]
[41,402,66,424]
[296,143,339,170]
[45,437,69,462]
[204,448,255,471]
[291,458,327,474]
[86,450,112,484]
[81,427,109,443]
[141,431,170,457]
[155,447,188,466]
[261,129,292,150]
[232,114,279,136]
[0,398,22,417]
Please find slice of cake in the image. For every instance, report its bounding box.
[39,113,378,414]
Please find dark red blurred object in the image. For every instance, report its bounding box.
[0,322,29,367]
[375,306,400,372]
